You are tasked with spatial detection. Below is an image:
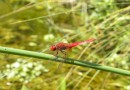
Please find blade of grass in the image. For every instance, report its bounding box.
[0,46,130,76]
[59,75,66,90]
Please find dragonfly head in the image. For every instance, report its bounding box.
[50,45,56,51]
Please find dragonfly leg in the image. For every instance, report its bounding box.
[60,50,66,58]
[55,50,66,73]
[54,50,59,57]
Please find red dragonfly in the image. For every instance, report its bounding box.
[50,38,95,57]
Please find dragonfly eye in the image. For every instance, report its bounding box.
[50,45,56,51]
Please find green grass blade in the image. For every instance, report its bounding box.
[0,46,130,76]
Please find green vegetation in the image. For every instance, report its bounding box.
[0,46,130,76]
[0,0,130,90]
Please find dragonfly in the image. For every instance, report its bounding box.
[50,38,95,57]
